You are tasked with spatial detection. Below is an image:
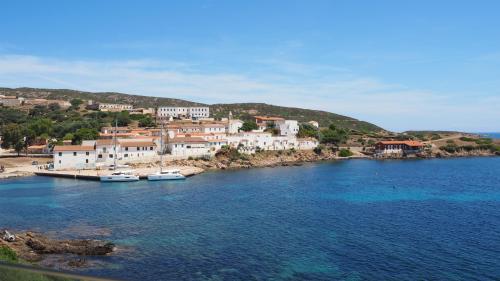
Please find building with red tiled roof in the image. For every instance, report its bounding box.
[375,140,424,156]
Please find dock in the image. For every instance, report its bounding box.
[34,166,204,181]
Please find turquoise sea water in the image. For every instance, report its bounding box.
[1,157,500,280]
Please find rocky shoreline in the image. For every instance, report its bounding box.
[167,148,498,171]
[0,148,498,181]
[1,230,115,268]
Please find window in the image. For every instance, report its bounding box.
[86,152,89,156]
[85,159,89,163]
[150,147,153,150]
[73,152,77,156]
[58,160,61,164]
[124,154,128,157]
[137,147,140,151]
[125,147,129,151]
[58,152,62,156]
[98,154,102,158]
[109,154,113,158]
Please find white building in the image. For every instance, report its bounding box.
[276,120,299,137]
[227,119,244,134]
[53,145,96,170]
[298,138,319,150]
[0,96,22,107]
[201,123,226,133]
[98,103,133,112]
[308,121,319,128]
[157,106,210,120]
[167,137,210,157]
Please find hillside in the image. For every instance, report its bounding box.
[0,87,384,132]
[211,103,384,132]
[0,87,203,107]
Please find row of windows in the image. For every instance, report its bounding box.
[159,107,209,112]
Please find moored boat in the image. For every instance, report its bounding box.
[100,170,140,182]
[147,169,185,181]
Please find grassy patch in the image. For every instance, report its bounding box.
[0,246,18,263]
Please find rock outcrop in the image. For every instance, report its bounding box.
[1,230,115,263]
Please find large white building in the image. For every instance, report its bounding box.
[275,120,299,137]
[157,106,210,120]
[167,137,210,157]
[53,145,96,170]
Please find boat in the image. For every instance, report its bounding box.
[100,170,140,182]
[147,124,186,181]
[147,169,185,181]
[100,121,140,182]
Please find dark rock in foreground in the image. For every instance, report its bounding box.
[1,230,115,263]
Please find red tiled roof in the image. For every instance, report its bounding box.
[378,141,423,147]
[254,116,285,121]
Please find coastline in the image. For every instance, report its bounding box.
[1,149,498,181]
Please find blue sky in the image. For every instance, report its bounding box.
[1,0,499,131]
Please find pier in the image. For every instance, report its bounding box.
[34,166,204,181]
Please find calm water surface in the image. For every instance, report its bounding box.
[1,158,500,281]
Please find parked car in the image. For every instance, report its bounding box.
[32,161,39,165]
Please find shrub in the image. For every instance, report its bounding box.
[431,134,441,140]
[0,246,18,263]
[460,137,474,142]
[440,144,458,153]
[313,145,324,155]
[446,140,455,144]
[338,148,353,157]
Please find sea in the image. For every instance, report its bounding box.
[478,132,500,139]
[1,157,500,281]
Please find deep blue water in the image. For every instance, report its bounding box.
[478,132,500,139]
[1,158,500,281]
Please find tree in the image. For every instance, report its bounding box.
[70,98,83,109]
[72,128,99,144]
[1,124,25,155]
[320,126,349,146]
[298,123,318,138]
[116,111,131,127]
[240,121,258,132]
[28,118,53,137]
[48,103,61,111]
[138,116,154,127]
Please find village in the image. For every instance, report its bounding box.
[2,94,498,180]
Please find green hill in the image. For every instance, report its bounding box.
[211,103,384,132]
[0,87,384,132]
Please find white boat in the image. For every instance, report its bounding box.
[147,169,185,181]
[147,124,186,181]
[100,170,140,182]
[100,120,140,182]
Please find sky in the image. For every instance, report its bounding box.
[1,0,499,132]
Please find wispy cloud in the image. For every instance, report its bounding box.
[0,54,498,132]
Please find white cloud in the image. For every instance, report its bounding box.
[0,54,498,132]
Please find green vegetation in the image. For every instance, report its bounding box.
[0,246,18,263]
[0,104,152,151]
[297,123,318,138]
[320,124,349,146]
[240,121,258,132]
[313,145,324,155]
[0,246,74,280]
[338,149,353,157]
[216,145,249,161]
[211,103,383,131]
